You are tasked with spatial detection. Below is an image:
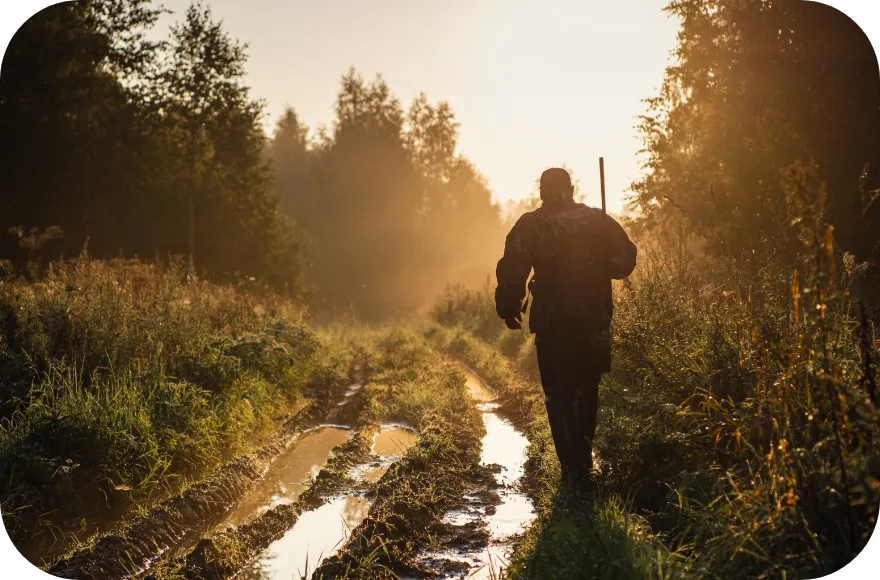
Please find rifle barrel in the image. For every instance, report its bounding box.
[599,157,612,312]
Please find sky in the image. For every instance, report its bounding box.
[154,0,680,215]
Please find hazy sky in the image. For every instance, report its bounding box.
[155,0,680,214]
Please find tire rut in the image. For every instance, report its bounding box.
[47,380,364,580]
[160,422,380,580]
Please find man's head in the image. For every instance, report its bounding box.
[540,168,574,203]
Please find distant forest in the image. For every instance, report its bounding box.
[0,0,502,320]
[2,0,880,318]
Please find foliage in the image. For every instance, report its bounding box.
[0,255,352,554]
[0,0,301,291]
[632,0,880,284]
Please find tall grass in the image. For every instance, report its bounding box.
[0,254,352,554]
[432,173,879,578]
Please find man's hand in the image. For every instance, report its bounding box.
[504,312,523,330]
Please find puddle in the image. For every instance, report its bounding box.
[240,495,370,580]
[372,424,418,457]
[351,424,418,484]
[415,364,535,579]
[239,423,418,578]
[471,402,534,577]
[480,413,526,487]
[459,363,496,403]
[223,426,352,527]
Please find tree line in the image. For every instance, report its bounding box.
[271,73,501,320]
[0,0,503,318]
[1,0,300,289]
[632,0,880,289]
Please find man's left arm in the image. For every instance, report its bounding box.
[604,215,637,279]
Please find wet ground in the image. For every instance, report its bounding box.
[223,426,353,528]
[238,422,419,579]
[46,365,537,580]
[411,364,536,579]
[168,424,359,560]
[238,495,371,580]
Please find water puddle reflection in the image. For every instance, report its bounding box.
[224,426,352,527]
[471,401,534,577]
[351,424,418,484]
[460,363,496,402]
[241,423,419,578]
[240,495,370,580]
[415,364,535,579]
[373,425,418,457]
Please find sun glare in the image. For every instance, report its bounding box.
[149,0,679,214]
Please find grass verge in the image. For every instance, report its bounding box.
[0,256,355,564]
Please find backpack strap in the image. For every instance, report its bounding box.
[521,275,536,314]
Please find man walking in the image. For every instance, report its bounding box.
[495,167,637,481]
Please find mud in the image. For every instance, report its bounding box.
[47,379,363,580]
[234,423,418,579]
[408,364,536,579]
[168,423,380,580]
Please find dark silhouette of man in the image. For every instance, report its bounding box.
[495,167,637,481]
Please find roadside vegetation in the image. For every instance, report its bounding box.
[0,255,357,563]
[431,173,880,578]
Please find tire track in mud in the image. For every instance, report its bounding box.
[234,424,419,579]
[162,419,383,579]
[47,381,365,580]
[310,423,488,579]
[151,383,422,579]
[407,363,536,579]
[311,362,536,580]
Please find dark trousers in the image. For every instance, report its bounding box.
[535,330,603,477]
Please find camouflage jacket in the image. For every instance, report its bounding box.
[495,200,637,335]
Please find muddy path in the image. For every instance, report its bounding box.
[141,366,424,580]
[160,420,420,579]
[406,364,536,579]
[47,380,365,580]
[312,363,537,579]
[47,336,538,580]
[235,425,418,580]
[167,423,379,580]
